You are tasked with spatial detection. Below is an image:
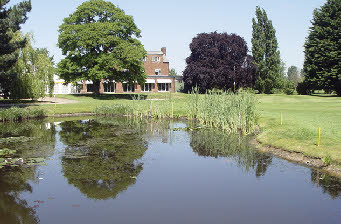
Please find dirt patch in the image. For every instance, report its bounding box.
[0,97,78,108]
[250,138,341,178]
[36,97,78,104]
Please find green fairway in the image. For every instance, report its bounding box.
[257,94,341,164]
[19,93,341,165]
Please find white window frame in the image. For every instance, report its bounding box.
[151,56,160,62]
[142,83,154,92]
[155,69,162,75]
[123,83,135,92]
[103,81,116,93]
[157,83,171,92]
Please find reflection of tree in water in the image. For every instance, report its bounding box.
[59,118,148,200]
[0,120,56,158]
[0,167,39,224]
[190,129,272,177]
[311,170,341,199]
[0,120,57,223]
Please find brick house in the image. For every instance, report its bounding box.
[64,47,175,94]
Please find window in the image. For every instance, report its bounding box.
[103,81,116,93]
[155,69,162,75]
[142,57,147,62]
[142,83,154,92]
[87,84,96,93]
[151,56,160,62]
[123,83,135,92]
[72,84,82,94]
[158,83,171,92]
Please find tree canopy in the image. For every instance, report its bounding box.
[252,6,284,94]
[303,0,341,96]
[183,32,256,93]
[57,0,147,94]
[287,66,299,86]
[0,0,31,98]
[9,32,54,99]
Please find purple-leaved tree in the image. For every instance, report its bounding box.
[183,32,256,93]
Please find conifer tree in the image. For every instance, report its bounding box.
[303,0,341,96]
[0,0,31,98]
[252,6,283,94]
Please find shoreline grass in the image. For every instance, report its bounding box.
[1,93,340,165]
[94,90,258,134]
[0,107,46,122]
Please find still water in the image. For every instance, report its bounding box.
[0,117,340,224]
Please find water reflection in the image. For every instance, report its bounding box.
[0,121,56,158]
[190,128,273,177]
[0,167,39,224]
[0,118,341,224]
[59,119,148,200]
[311,170,341,199]
[0,120,57,224]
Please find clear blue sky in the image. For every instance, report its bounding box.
[10,0,326,74]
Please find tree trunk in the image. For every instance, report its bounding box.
[93,80,101,95]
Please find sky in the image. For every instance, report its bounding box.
[9,0,326,75]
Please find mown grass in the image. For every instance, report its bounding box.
[257,94,341,164]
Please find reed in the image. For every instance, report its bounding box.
[94,89,258,134]
[0,107,46,122]
[188,89,258,134]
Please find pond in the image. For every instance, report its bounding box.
[0,117,340,224]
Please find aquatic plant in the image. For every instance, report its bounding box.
[94,89,258,134]
[0,107,46,122]
[188,89,258,134]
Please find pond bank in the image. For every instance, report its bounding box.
[251,138,341,178]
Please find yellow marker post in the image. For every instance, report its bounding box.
[317,127,321,146]
[280,112,283,125]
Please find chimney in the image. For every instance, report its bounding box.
[161,47,166,55]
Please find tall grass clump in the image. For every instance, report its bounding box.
[0,107,46,122]
[94,104,133,116]
[188,89,258,134]
[94,95,177,119]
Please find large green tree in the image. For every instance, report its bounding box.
[287,65,299,86]
[303,0,341,96]
[0,0,31,98]
[57,0,147,94]
[252,6,283,94]
[9,32,54,100]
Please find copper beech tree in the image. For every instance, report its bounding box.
[183,32,256,93]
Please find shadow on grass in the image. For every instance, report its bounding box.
[310,94,339,98]
[69,93,148,100]
[0,99,42,109]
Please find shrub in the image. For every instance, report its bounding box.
[296,81,312,95]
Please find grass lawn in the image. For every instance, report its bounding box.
[6,92,341,164]
[257,94,341,164]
